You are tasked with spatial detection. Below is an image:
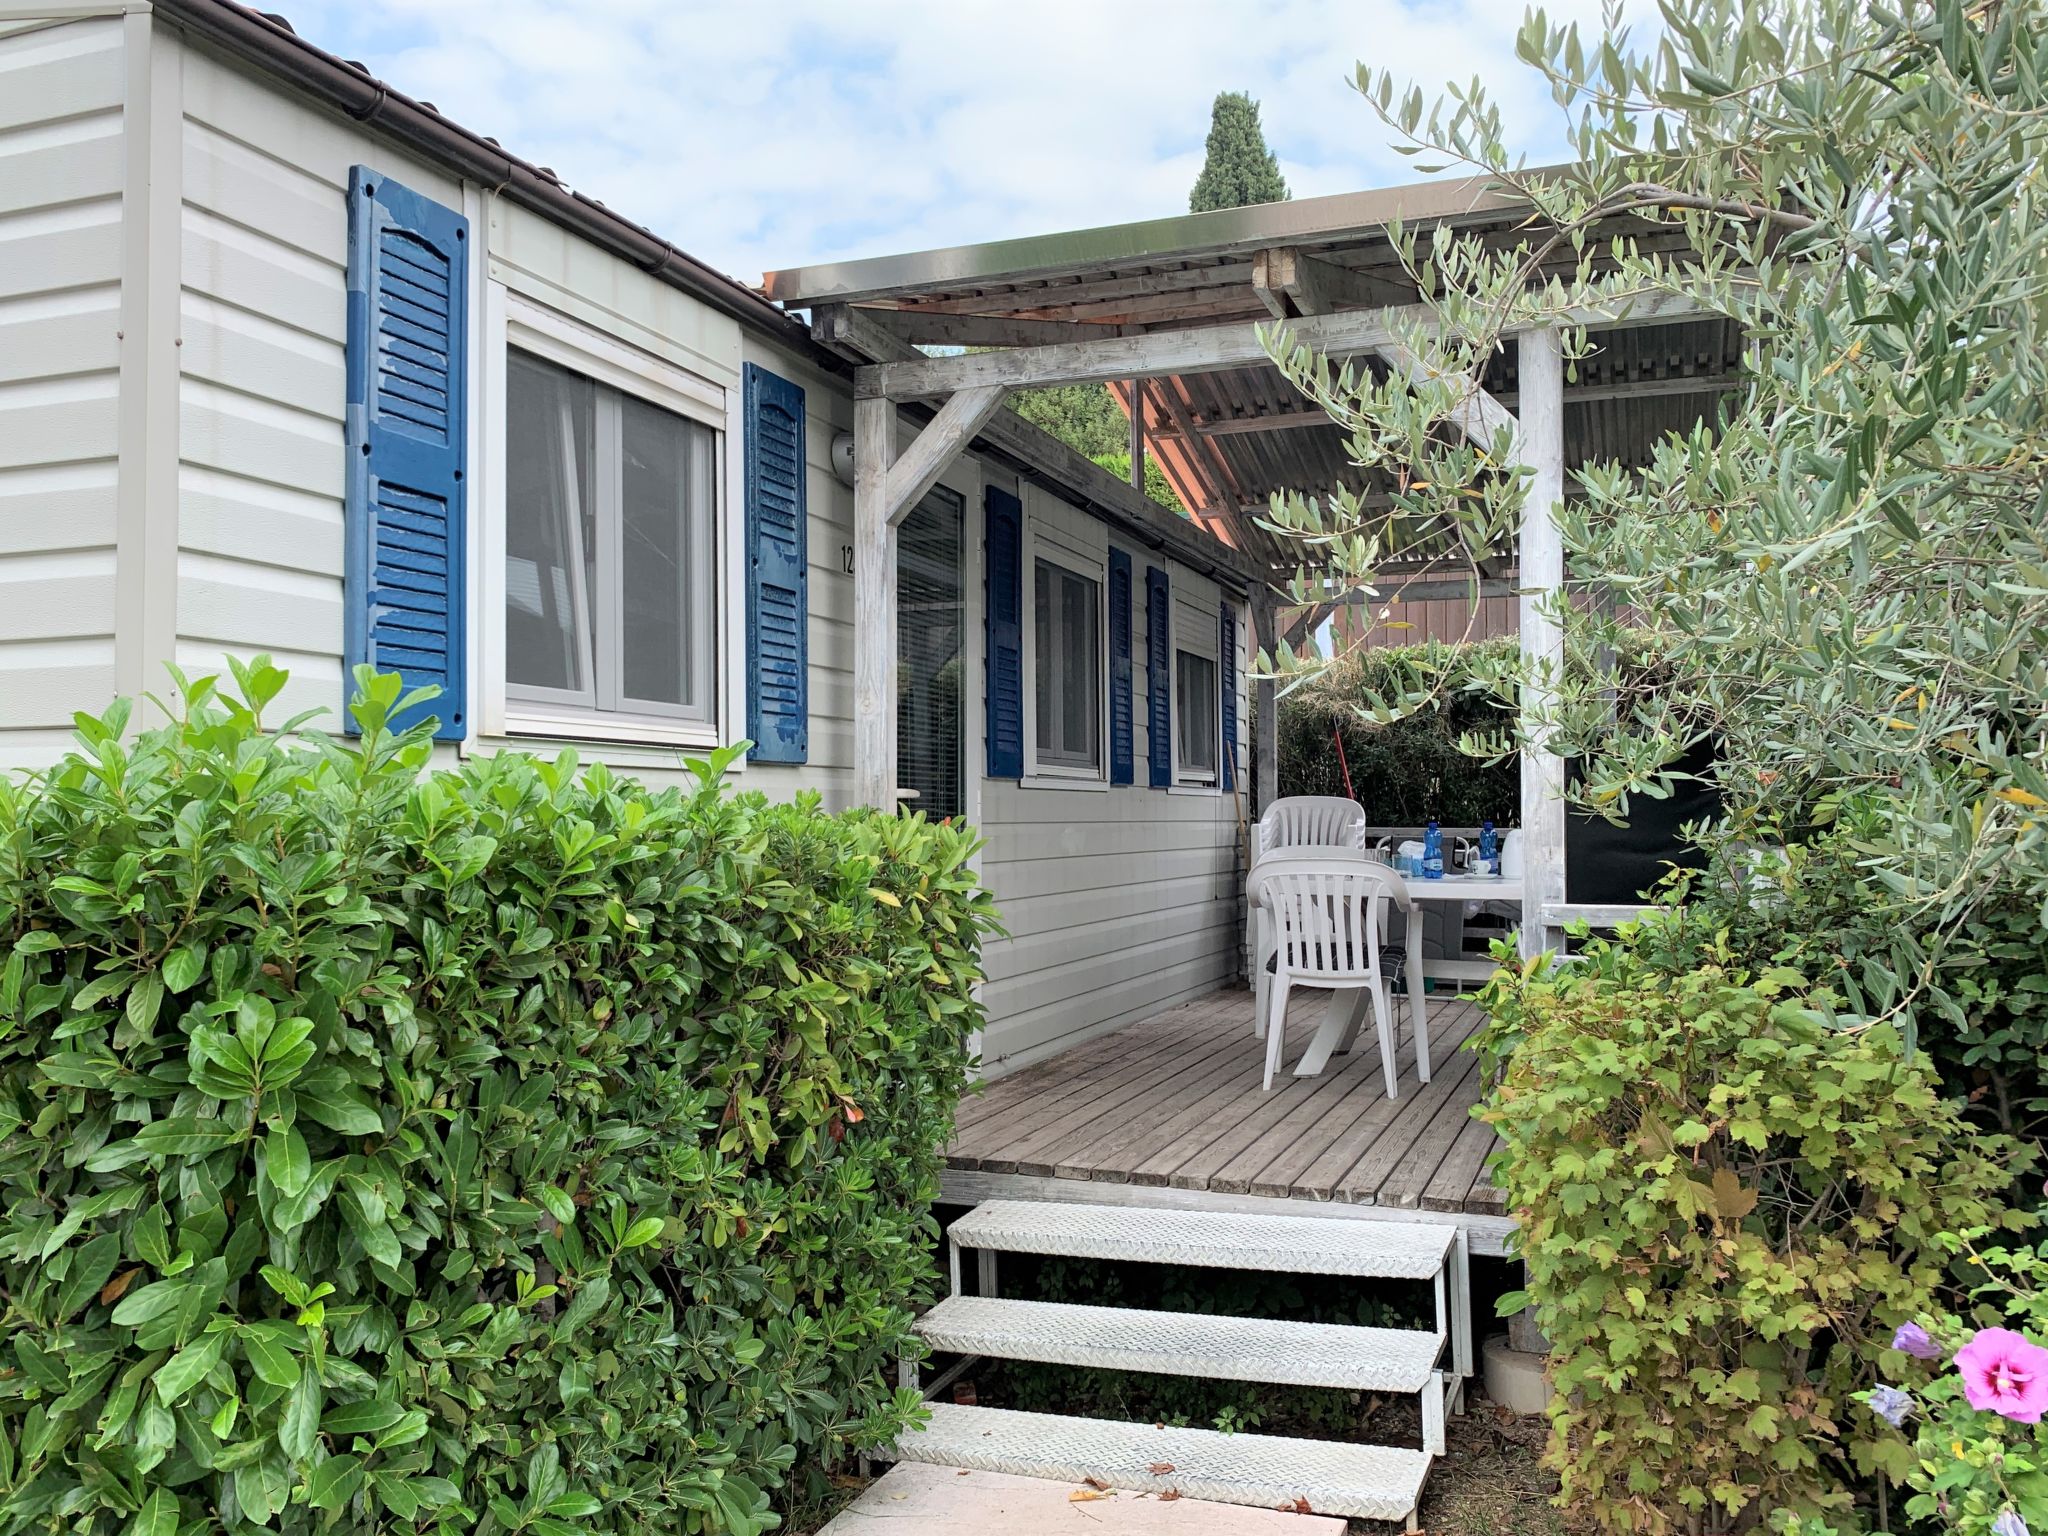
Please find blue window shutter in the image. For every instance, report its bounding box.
[1107,548,1134,786]
[1145,565,1171,788]
[344,165,469,741]
[743,362,809,762]
[1220,600,1239,790]
[984,486,1024,779]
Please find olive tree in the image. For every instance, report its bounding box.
[1260,0,2048,1034]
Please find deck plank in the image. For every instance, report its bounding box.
[969,1012,1254,1177]
[1208,997,1473,1196]
[1062,1006,1323,1186]
[945,985,1504,1218]
[1246,1003,1484,1200]
[1337,1043,1486,1206]
[1169,1018,1404,1195]
[1283,1006,1487,1201]
[952,995,1231,1149]
[953,999,1210,1132]
[1118,993,1361,1187]
[1045,1004,1294,1179]
[1420,1112,1502,1213]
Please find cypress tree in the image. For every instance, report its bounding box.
[1189,91,1290,212]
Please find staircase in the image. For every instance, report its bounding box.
[897,1200,1471,1531]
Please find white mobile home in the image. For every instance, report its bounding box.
[0,0,1259,1074]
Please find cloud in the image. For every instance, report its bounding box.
[278,0,1618,286]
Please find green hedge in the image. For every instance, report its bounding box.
[1276,640,1518,824]
[0,661,1000,1536]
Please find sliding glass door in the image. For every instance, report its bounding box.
[896,488,965,819]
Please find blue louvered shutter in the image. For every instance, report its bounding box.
[1107,548,1134,786]
[1220,600,1239,790]
[1145,565,1171,788]
[984,487,1024,779]
[743,363,809,762]
[344,165,469,740]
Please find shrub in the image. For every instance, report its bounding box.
[0,661,1000,1535]
[1478,926,2025,1534]
[1646,812,2048,1164]
[1277,639,1519,823]
[1876,1237,2048,1535]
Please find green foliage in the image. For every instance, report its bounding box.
[1877,1239,2048,1535]
[1088,451,1182,515]
[1256,0,2048,1046]
[1277,640,1519,822]
[1188,91,1289,213]
[1009,385,1124,461]
[0,660,1001,1536]
[1648,810,2048,1163]
[1477,927,2025,1533]
[1006,389,1183,513]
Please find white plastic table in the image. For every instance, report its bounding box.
[1410,872,1524,985]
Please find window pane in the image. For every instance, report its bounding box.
[1034,560,1054,754]
[619,394,710,709]
[1177,650,1218,775]
[897,489,964,819]
[1060,569,1099,764]
[1033,555,1100,769]
[505,352,595,693]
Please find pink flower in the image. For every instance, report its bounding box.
[1955,1328,2048,1423]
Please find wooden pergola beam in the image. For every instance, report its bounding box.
[889,262,1256,318]
[834,304,1133,349]
[1309,576,1519,605]
[879,384,1009,528]
[1251,246,1405,320]
[856,291,1705,400]
[1377,338,1517,448]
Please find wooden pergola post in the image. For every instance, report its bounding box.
[1514,327,1567,958]
[1252,595,1281,819]
[852,395,898,810]
[851,383,1013,809]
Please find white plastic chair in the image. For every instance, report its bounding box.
[1250,847,1370,1040]
[1255,796,1369,862]
[1249,799,1369,1038]
[1251,861,1421,1097]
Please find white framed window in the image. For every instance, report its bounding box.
[482,291,734,748]
[1021,492,1108,786]
[1172,593,1221,788]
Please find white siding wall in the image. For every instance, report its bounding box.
[976,472,1250,1074]
[0,18,126,766]
[176,41,461,728]
[0,26,1249,1061]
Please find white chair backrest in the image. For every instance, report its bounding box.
[1253,863,1408,981]
[1257,796,1368,860]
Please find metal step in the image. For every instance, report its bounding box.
[896,1402,1432,1524]
[916,1294,1445,1393]
[947,1200,1455,1280]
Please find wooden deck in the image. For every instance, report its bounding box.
[947,988,1506,1225]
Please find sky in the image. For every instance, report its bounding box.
[276,0,1616,288]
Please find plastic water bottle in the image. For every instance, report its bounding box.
[1479,817,1498,878]
[1423,817,1444,880]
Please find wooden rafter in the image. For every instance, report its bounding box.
[1143,370,1738,442]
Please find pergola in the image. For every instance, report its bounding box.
[763,173,1739,956]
